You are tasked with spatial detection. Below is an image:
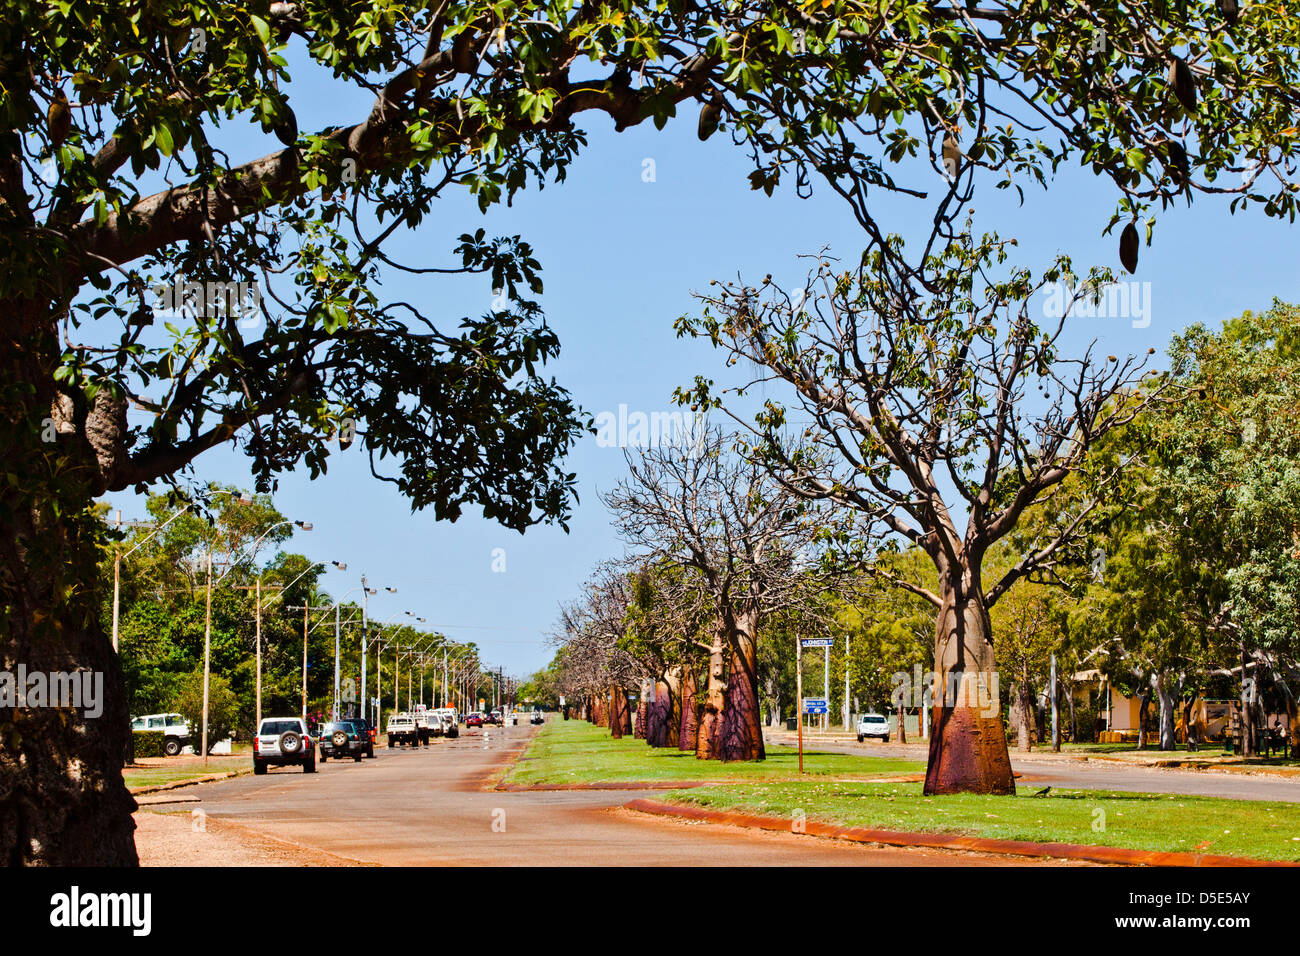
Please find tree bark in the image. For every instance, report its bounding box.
[1012,680,1033,753]
[634,699,648,739]
[677,667,696,752]
[620,690,633,736]
[609,685,624,739]
[1154,674,1177,751]
[924,584,1015,795]
[1136,689,1151,750]
[0,299,139,863]
[695,631,727,760]
[664,667,681,748]
[718,610,765,762]
[646,680,672,747]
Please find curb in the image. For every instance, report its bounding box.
[496,780,707,792]
[622,798,1298,867]
[129,768,253,797]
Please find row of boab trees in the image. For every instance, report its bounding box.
[555,431,840,762]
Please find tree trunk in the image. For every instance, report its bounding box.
[1136,690,1151,750]
[609,685,624,739]
[634,700,648,739]
[897,699,907,744]
[677,667,696,752]
[619,690,633,736]
[647,680,673,747]
[664,667,681,748]
[1239,645,1255,757]
[695,630,726,760]
[0,297,140,863]
[718,610,764,762]
[924,584,1015,795]
[1012,680,1033,753]
[1154,674,1177,751]
[1284,695,1299,759]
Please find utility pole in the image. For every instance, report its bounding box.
[822,642,829,734]
[796,635,804,772]
[333,601,341,720]
[255,578,262,726]
[843,632,850,732]
[360,575,369,723]
[302,599,309,718]
[1050,653,1060,752]
[111,509,121,653]
[202,548,212,766]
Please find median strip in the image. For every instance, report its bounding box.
[622,798,1299,868]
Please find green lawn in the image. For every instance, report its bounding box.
[669,781,1300,861]
[124,756,249,791]
[502,719,924,786]
[511,721,1300,861]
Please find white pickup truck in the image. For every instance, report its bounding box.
[386,713,419,748]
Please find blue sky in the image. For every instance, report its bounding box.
[103,58,1300,679]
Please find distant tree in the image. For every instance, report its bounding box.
[172,671,238,754]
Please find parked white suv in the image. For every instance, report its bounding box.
[131,712,192,756]
[253,717,316,773]
[857,713,890,743]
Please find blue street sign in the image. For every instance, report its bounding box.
[803,697,829,714]
[800,638,834,648]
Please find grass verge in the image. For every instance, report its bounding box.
[502,719,923,786]
[662,781,1300,862]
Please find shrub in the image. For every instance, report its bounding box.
[132,731,167,758]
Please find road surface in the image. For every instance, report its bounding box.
[766,732,1300,802]
[136,723,1053,866]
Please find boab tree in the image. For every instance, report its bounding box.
[678,234,1155,791]
[604,431,832,761]
[6,0,1298,862]
[553,566,646,737]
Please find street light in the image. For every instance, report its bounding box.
[358,577,398,724]
[203,516,309,764]
[110,501,194,653]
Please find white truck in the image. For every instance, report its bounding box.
[386,713,419,748]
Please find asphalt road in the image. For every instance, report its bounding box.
[139,722,1046,866]
[766,733,1300,803]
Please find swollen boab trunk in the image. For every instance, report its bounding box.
[695,633,727,760]
[718,613,764,761]
[609,685,624,738]
[646,681,671,748]
[678,667,697,752]
[0,306,139,863]
[924,586,1015,795]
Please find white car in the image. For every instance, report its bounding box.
[857,713,890,743]
[253,717,316,773]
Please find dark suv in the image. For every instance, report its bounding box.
[318,720,366,762]
[349,717,377,758]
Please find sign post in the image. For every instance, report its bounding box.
[796,636,803,773]
[798,638,834,769]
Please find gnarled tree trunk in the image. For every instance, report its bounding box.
[677,667,696,751]
[609,685,625,738]
[0,300,139,863]
[695,632,726,760]
[1154,674,1177,751]
[924,584,1015,796]
[718,610,764,762]
[646,679,672,747]
[634,699,648,739]
[1012,679,1033,753]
